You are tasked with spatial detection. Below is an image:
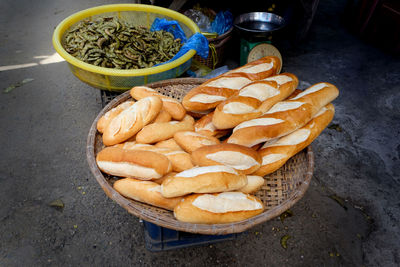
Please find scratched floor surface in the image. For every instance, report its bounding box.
[0,0,399,266]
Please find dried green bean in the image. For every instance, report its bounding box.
[63,17,182,69]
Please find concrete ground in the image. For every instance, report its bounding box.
[0,0,399,266]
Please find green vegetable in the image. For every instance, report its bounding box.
[280,235,291,249]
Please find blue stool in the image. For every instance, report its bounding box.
[142,220,245,251]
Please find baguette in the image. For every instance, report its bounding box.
[135,115,195,144]
[287,88,303,99]
[187,109,213,119]
[96,147,172,180]
[97,101,135,133]
[152,109,172,123]
[113,141,153,150]
[194,111,231,138]
[114,142,193,172]
[227,82,339,147]
[153,172,177,185]
[253,103,335,176]
[182,56,281,112]
[159,149,194,172]
[212,73,298,129]
[174,192,264,224]
[113,178,182,211]
[173,131,220,153]
[238,175,265,194]
[102,96,163,146]
[154,138,183,151]
[191,143,262,174]
[130,86,186,120]
[161,165,247,198]
[222,56,281,80]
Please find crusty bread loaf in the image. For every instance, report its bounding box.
[191,143,262,174]
[238,175,265,194]
[113,141,152,150]
[159,149,194,172]
[257,73,299,112]
[187,109,213,119]
[153,172,177,185]
[114,142,193,172]
[130,86,186,120]
[160,165,247,198]
[212,73,298,129]
[97,101,135,134]
[180,113,195,124]
[113,178,182,210]
[287,89,303,99]
[152,109,172,123]
[182,56,281,112]
[135,115,195,144]
[227,82,339,147]
[173,131,220,153]
[194,111,231,138]
[222,56,281,80]
[174,192,264,224]
[96,147,172,180]
[154,138,183,151]
[289,83,339,113]
[253,103,335,176]
[102,96,163,146]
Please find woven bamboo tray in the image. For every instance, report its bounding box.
[86,77,314,235]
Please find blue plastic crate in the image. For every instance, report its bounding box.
[142,220,245,251]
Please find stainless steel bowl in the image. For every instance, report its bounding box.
[234,12,286,38]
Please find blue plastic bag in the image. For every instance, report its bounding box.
[150,18,209,64]
[210,10,233,35]
[150,18,187,43]
[173,32,209,59]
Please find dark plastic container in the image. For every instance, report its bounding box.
[142,220,244,251]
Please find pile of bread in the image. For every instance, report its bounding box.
[95,56,339,224]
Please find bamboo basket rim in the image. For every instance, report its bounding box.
[86,77,314,235]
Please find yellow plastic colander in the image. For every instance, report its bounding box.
[52,4,200,91]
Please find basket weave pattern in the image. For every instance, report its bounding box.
[87,78,314,235]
